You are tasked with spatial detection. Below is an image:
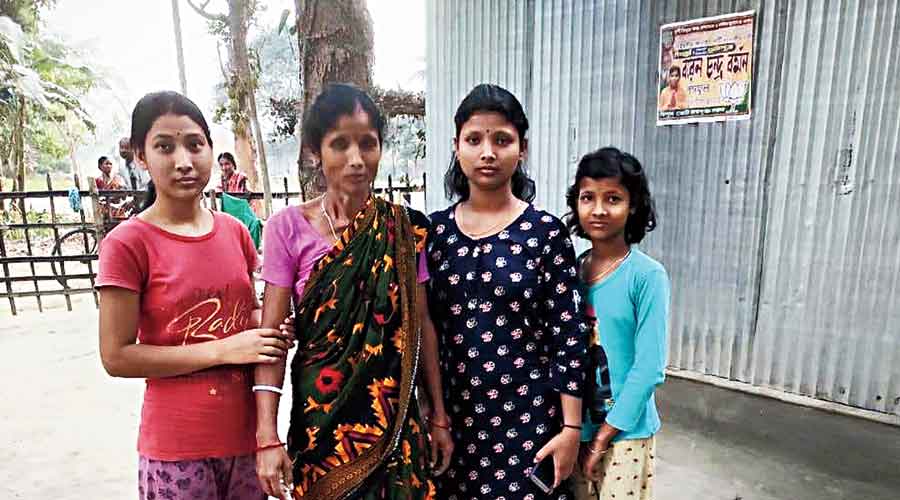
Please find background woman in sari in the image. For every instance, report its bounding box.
[254,84,452,500]
[217,152,249,194]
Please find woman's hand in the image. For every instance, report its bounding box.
[218,328,293,365]
[278,315,297,344]
[256,446,294,499]
[582,423,617,480]
[579,439,609,481]
[534,427,582,489]
[427,414,454,476]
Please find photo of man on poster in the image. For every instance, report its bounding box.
[658,64,688,111]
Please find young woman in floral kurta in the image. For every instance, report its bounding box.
[427,84,587,499]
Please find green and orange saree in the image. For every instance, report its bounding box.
[288,197,435,499]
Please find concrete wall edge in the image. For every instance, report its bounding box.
[666,368,900,428]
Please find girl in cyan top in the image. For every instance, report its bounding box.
[565,148,670,500]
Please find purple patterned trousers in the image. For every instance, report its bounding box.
[138,454,266,500]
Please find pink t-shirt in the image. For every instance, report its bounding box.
[261,205,429,302]
[96,212,259,461]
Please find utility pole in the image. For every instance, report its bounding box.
[171,0,188,95]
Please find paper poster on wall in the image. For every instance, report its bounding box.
[657,11,755,126]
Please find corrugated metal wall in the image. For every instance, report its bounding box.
[752,0,900,414]
[425,0,535,205]
[425,0,900,416]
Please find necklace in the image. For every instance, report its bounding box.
[587,249,631,284]
[319,194,339,240]
[457,200,524,239]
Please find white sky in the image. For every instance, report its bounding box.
[42,0,425,164]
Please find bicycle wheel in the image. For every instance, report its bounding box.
[52,228,98,288]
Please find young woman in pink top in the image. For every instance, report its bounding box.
[97,91,292,500]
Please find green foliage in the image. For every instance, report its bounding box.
[199,0,263,136]
[276,8,291,35]
[251,22,300,141]
[1,204,51,239]
[382,115,425,182]
[267,96,298,141]
[0,13,98,177]
[30,37,95,95]
[0,0,56,34]
[384,115,425,161]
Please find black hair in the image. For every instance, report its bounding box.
[300,83,385,155]
[668,66,681,78]
[97,156,109,167]
[565,147,657,244]
[444,84,535,202]
[129,91,213,211]
[217,152,236,166]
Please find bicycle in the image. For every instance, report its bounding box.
[49,197,135,288]
[50,226,98,288]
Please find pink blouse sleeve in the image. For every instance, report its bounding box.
[260,210,297,289]
[416,248,429,284]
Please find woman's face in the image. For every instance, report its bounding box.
[137,113,213,202]
[316,109,381,197]
[99,159,113,176]
[576,176,631,243]
[219,157,235,176]
[453,111,525,195]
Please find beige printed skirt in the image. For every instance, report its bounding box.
[572,436,656,500]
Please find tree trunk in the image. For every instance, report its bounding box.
[171,0,188,95]
[227,0,260,192]
[0,155,5,215]
[294,0,374,194]
[185,0,271,212]
[14,96,26,214]
[248,89,272,217]
[56,116,82,181]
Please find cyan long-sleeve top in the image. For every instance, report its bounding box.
[581,247,670,442]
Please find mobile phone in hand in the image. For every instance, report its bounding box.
[528,458,556,494]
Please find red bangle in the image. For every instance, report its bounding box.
[429,420,451,430]
[255,441,285,452]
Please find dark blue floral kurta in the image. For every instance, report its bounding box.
[427,204,587,500]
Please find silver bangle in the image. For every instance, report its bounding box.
[252,384,283,395]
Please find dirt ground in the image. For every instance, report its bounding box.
[2,300,140,499]
[0,300,293,500]
[3,301,891,500]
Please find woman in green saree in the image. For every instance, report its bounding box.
[253,84,452,500]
